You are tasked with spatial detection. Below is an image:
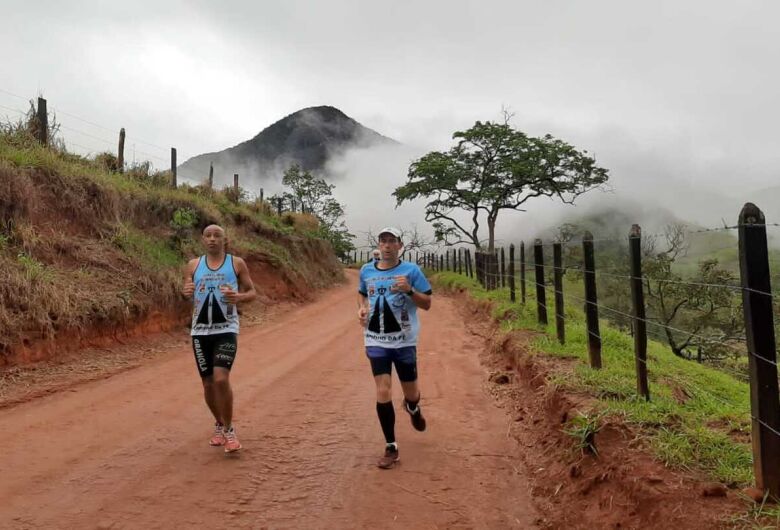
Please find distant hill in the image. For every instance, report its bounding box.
[528,201,743,274]
[177,106,398,186]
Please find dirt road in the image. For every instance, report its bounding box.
[0,271,538,529]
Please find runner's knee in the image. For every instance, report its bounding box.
[213,372,230,386]
[376,388,392,402]
[395,361,418,382]
[375,376,392,401]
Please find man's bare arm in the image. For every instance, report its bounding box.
[182,258,198,298]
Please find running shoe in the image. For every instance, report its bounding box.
[403,399,427,432]
[209,423,226,446]
[224,426,242,453]
[377,444,400,469]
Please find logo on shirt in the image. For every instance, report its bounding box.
[367,286,402,333]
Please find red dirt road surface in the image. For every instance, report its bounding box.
[0,272,539,529]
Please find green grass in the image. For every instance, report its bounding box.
[111,224,182,271]
[435,271,754,486]
[16,252,53,282]
[563,410,605,455]
[232,236,295,270]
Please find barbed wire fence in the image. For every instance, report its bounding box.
[422,205,780,499]
[0,89,298,214]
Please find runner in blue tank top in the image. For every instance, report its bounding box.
[182,224,257,453]
[358,227,433,469]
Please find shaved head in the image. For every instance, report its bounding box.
[203,224,225,236]
[201,224,228,256]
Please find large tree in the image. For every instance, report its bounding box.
[393,119,609,251]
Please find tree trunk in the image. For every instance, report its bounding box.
[487,218,496,252]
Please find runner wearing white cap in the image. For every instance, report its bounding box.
[357,227,433,468]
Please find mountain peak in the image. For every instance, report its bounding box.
[178,106,397,185]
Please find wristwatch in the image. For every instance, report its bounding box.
[406,287,415,296]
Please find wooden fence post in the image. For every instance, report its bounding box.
[36,97,48,145]
[553,242,565,344]
[501,247,506,288]
[458,248,463,275]
[233,173,239,194]
[582,232,602,369]
[520,241,526,304]
[739,202,780,498]
[534,239,548,325]
[509,244,516,303]
[445,250,450,271]
[489,250,495,288]
[277,197,283,215]
[117,128,125,172]
[439,254,443,272]
[208,162,214,189]
[170,147,177,188]
[260,188,264,202]
[629,224,649,401]
[482,251,487,285]
[494,250,500,290]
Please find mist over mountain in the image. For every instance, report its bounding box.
[177,106,398,191]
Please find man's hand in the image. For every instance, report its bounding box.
[358,306,368,327]
[220,286,239,304]
[391,275,412,294]
[183,279,195,298]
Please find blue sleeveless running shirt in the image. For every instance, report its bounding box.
[191,254,240,336]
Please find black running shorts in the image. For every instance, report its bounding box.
[366,346,418,382]
[192,333,238,377]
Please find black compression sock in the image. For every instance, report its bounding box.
[376,401,395,444]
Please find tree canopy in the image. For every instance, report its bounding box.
[273,164,354,258]
[393,119,609,251]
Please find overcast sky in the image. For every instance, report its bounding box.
[2,0,779,240]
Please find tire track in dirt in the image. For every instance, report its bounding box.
[0,271,538,529]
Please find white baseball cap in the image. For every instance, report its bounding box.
[378,226,402,239]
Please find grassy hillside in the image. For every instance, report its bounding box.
[434,271,753,487]
[0,130,344,363]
